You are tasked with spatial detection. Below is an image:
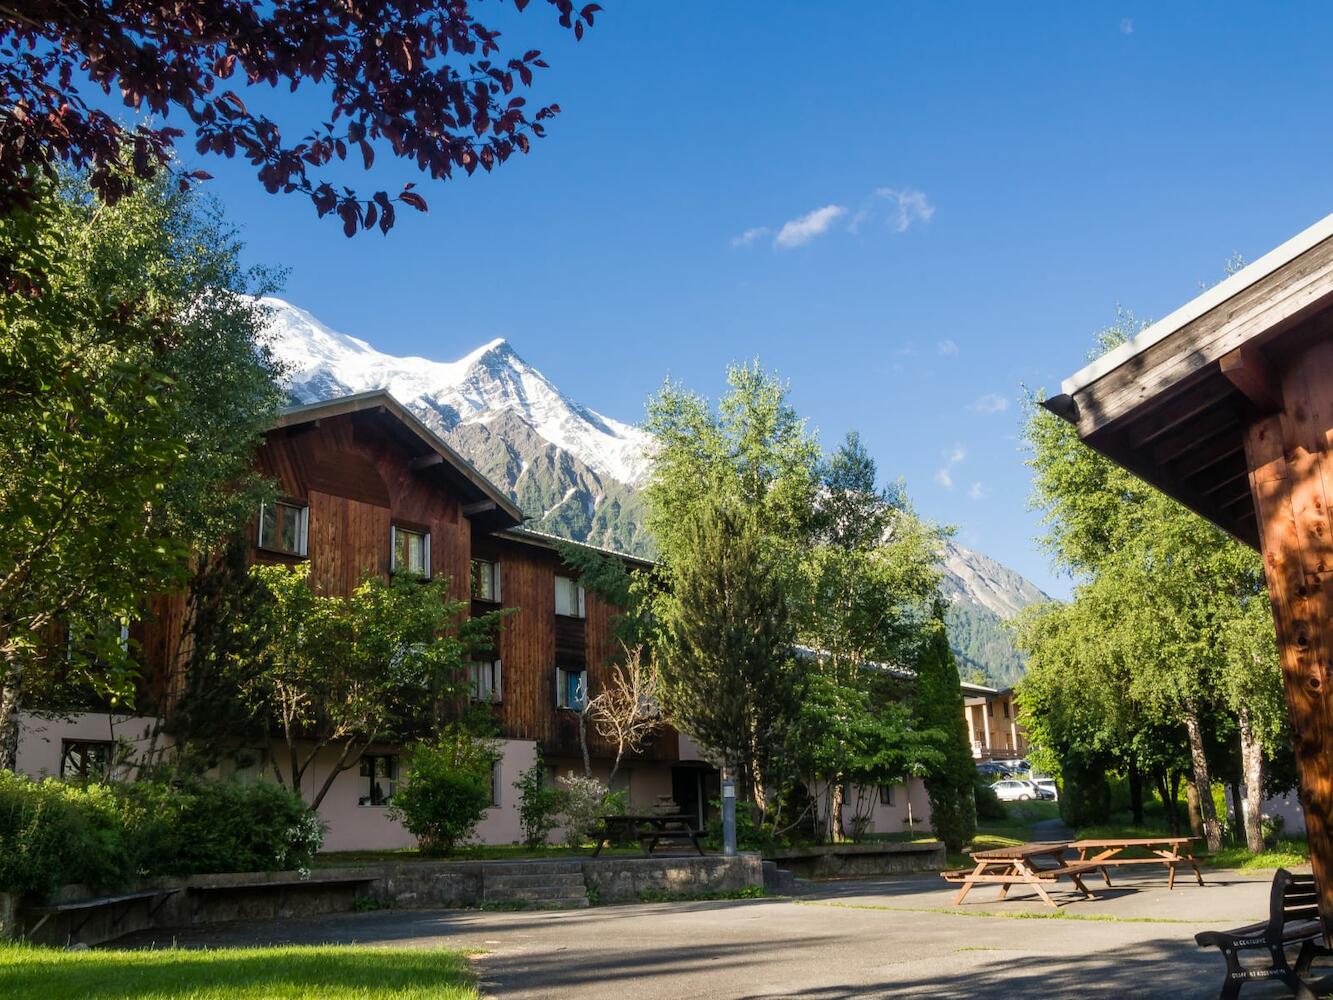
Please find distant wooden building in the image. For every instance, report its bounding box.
[1043,213,1333,935]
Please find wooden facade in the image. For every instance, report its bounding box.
[144,390,676,770]
[1044,213,1333,938]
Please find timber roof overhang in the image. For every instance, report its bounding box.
[274,390,524,533]
[1042,212,1333,550]
[493,525,657,570]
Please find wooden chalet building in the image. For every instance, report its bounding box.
[15,389,939,849]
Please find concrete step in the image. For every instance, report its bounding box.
[479,861,584,877]
[485,873,586,890]
[483,885,590,903]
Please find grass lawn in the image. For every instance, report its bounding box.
[314,843,644,867]
[0,942,479,1000]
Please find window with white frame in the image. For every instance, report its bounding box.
[60,740,113,781]
[469,659,503,703]
[491,761,502,808]
[258,500,308,556]
[471,559,500,601]
[554,575,585,618]
[359,754,397,806]
[555,665,587,711]
[390,525,430,577]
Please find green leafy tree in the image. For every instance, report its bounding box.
[238,565,499,809]
[390,726,501,855]
[1020,312,1278,851]
[911,604,977,853]
[656,504,805,821]
[0,172,283,769]
[796,432,942,839]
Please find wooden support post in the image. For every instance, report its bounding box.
[1243,338,1333,943]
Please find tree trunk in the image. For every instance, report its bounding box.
[829,780,846,843]
[1183,706,1223,851]
[1153,767,1177,835]
[1185,778,1204,839]
[1128,759,1144,826]
[0,653,24,772]
[578,707,592,778]
[1238,706,1267,853]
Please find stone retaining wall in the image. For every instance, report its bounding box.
[9,853,763,946]
[770,841,946,879]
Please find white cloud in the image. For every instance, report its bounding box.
[775,205,847,248]
[938,339,959,358]
[968,482,989,501]
[875,187,935,232]
[970,392,1009,413]
[935,444,966,490]
[1120,17,1134,34]
[731,226,774,248]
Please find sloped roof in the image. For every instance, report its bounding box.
[1043,211,1333,548]
[275,389,524,531]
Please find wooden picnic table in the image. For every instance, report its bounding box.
[940,841,1102,909]
[1068,836,1203,890]
[590,813,705,858]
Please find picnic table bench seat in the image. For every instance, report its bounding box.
[1070,836,1203,890]
[591,814,705,858]
[1195,868,1327,1000]
[25,887,180,938]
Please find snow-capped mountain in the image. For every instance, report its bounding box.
[264,297,652,488]
[263,296,1051,683]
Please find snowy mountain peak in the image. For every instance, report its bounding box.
[259,296,652,487]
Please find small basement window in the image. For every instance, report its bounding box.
[60,740,113,781]
[359,754,397,806]
[554,575,585,618]
[471,559,500,601]
[555,666,587,711]
[258,500,308,556]
[469,659,503,703]
[391,526,430,578]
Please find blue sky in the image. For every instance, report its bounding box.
[179,3,1333,599]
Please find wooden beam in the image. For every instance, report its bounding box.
[462,500,497,517]
[1220,346,1283,414]
[1243,339,1333,943]
[409,453,444,472]
[1124,379,1236,450]
[1153,409,1241,467]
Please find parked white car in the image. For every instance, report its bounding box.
[992,779,1038,802]
[1033,778,1060,801]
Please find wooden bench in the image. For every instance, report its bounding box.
[25,888,180,939]
[1069,836,1203,890]
[1194,868,1327,1000]
[591,814,705,858]
[941,842,1103,908]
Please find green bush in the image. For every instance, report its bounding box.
[513,754,564,849]
[0,772,324,898]
[390,729,500,855]
[118,778,324,876]
[703,800,782,854]
[1059,755,1112,829]
[973,777,1006,822]
[554,774,619,848]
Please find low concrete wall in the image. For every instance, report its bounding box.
[770,841,946,879]
[13,854,764,946]
[582,854,763,903]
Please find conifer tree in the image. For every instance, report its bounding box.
[912,602,977,852]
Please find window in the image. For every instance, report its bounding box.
[555,666,587,711]
[391,525,430,577]
[879,785,896,806]
[491,761,503,808]
[1002,699,1011,719]
[359,754,397,806]
[60,740,112,781]
[469,659,503,703]
[554,575,585,618]
[258,501,308,556]
[471,559,500,601]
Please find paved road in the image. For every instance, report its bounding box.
[116,870,1331,999]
